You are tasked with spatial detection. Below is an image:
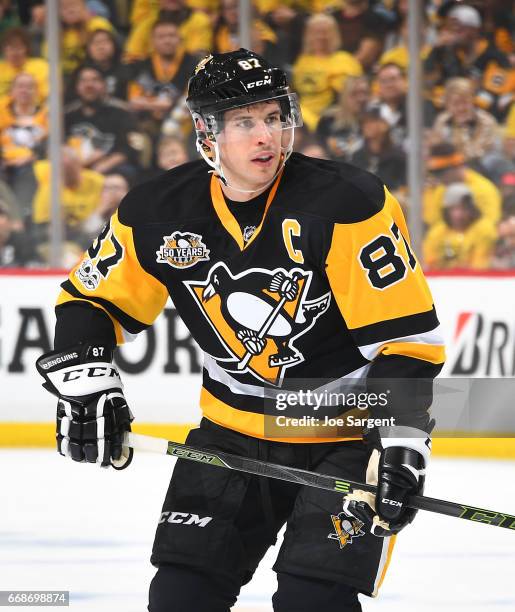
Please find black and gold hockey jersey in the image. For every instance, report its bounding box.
[56,153,445,441]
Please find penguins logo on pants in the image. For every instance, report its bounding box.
[185,262,331,385]
[328,512,365,549]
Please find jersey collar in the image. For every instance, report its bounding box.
[210,170,283,251]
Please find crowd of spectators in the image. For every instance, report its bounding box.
[0,0,513,270]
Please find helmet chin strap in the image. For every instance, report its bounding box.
[196,129,295,195]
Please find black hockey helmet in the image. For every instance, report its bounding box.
[186,48,291,116]
[187,49,302,187]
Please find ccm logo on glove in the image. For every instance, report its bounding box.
[382,498,403,507]
[62,365,119,381]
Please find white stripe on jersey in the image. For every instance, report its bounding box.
[357,325,444,361]
[203,353,371,399]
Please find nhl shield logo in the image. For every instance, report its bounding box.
[156,232,210,269]
[328,512,365,549]
[185,262,331,385]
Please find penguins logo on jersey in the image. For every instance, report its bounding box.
[76,258,101,290]
[75,219,124,291]
[156,232,210,269]
[328,512,365,549]
[185,262,331,385]
[194,54,213,74]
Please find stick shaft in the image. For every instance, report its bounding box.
[237,271,301,370]
[237,296,287,370]
[125,432,515,531]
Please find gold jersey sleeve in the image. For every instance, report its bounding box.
[57,210,169,345]
[326,188,445,366]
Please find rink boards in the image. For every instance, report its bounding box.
[1,269,515,457]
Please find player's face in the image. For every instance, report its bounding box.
[217,101,286,192]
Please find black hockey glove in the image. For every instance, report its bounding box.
[342,426,430,537]
[36,342,133,469]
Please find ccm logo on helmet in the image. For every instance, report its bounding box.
[62,366,119,382]
[247,76,272,89]
[159,511,213,527]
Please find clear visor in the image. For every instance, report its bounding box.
[196,93,303,139]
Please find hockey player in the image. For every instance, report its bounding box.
[36,50,445,611]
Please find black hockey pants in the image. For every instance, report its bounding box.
[148,563,362,611]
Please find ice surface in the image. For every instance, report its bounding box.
[2,450,514,611]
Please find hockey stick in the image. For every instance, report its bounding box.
[125,431,515,531]
[237,271,301,371]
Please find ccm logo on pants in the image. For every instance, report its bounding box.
[159,511,213,527]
